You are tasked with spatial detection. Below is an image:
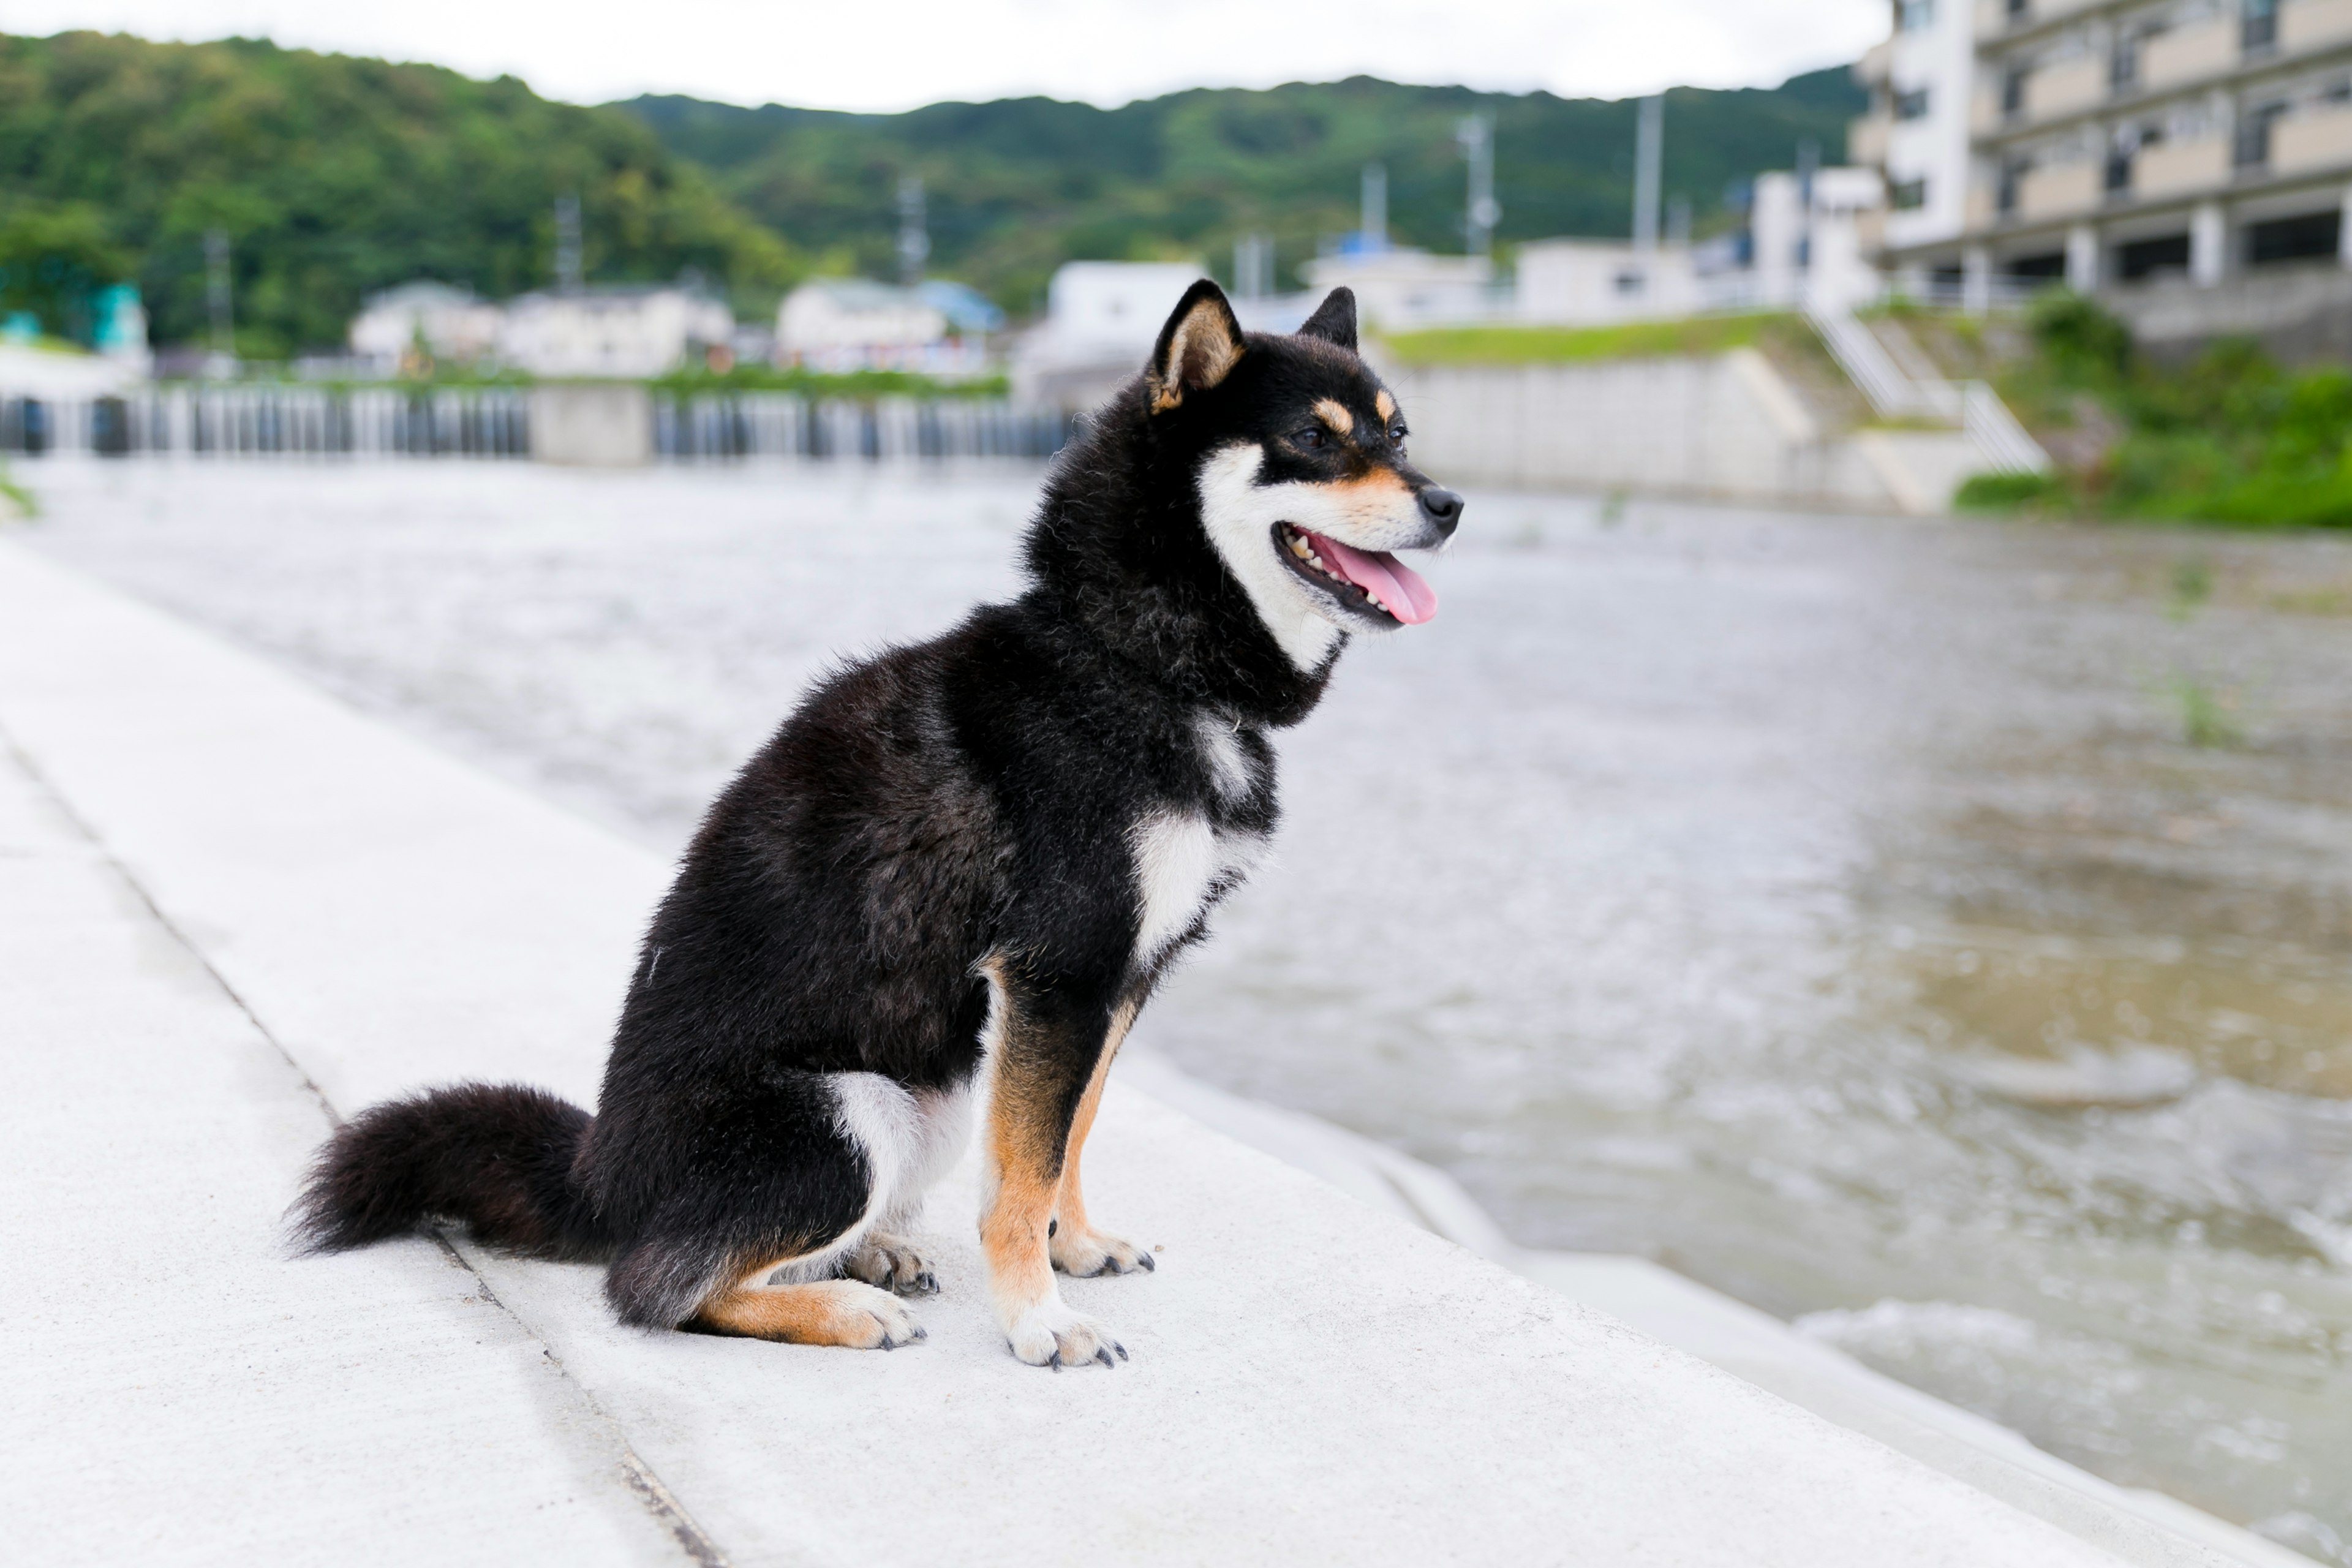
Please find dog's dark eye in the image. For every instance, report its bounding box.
[1294,426,1327,450]
[1389,423,1408,445]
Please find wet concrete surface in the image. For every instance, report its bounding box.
[19,459,2352,1562]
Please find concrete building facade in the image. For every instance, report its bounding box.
[1853,0,2352,341]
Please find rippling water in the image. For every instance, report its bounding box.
[25,460,2352,1560]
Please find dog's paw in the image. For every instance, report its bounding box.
[826,1282,927,1350]
[1050,1225,1155,1279]
[1003,1300,1128,1369]
[693,1280,926,1349]
[843,1234,938,1296]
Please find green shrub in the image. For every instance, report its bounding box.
[1994,295,2352,526]
[2028,290,2132,383]
[1953,470,2066,512]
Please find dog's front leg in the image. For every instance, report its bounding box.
[1049,998,1154,1278]
[979,966,1129,1368]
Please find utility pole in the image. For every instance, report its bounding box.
[1360,161,1389,252]
[897,176,929,287]
[203,227,233,374]
[1456,113,1498,260]
[554,194,583,295]
[1795,137,1820,301]
[1232,233,1273,299]
[1632,94,1664,259]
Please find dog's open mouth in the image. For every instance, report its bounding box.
[1273,523,1438,626]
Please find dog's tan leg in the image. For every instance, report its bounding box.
[1049,1000,1153,1278]
[980,963,1129,1368]
[689,1256,924,1349]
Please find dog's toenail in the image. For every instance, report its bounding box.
[1047,1219,1057,1238]
[1139,1254,1156,1272]
[1095,1347,1115,1368]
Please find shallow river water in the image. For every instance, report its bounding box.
[22,459,2352,1559]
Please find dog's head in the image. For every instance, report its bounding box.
[1143,281,1462,673]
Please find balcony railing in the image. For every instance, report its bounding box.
[2272,99,2352,172]
[1982,0,2105,36]
[2283,0,2352,49]
[2140,18,2236,90]
[1850,115,1890,166]
[2132,135,2232,196]
[2017,160,2103,218]
[2022,55,2109,119]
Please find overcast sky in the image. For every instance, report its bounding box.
[7,0,1883,112]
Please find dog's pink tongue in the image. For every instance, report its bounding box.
[1314,535,1438,624]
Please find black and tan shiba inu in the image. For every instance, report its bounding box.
[298,282,1463,1368]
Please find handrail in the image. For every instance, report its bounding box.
[1961,380,2051,473]
[1805,308,2050,475]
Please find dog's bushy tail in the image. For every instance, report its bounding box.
[295,1082,608,1260]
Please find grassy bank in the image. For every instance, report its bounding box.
[1952,293,2352,527]
[1380,312,1791,367]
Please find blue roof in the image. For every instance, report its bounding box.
[916,279,1006,334]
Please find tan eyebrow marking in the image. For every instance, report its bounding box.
[1312,398,1354,436]
[1374,389,1397,422]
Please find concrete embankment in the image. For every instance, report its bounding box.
[1374,347,1989,516]
[0,537,2296,1567]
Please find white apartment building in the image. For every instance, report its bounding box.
[1853,0,2352,306]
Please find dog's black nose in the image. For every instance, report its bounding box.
[1417,487,1464,536]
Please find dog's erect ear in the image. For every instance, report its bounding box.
[1148,279,1246,413]
[1296,288,1358,352]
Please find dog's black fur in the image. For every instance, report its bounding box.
[298,282,1461,1363]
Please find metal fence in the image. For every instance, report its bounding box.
[652,394,1074,461]
[1,386,530,459]
[0,385,1074,464]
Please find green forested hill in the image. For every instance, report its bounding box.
[0,28,1861,352]
[624,70,1865,313]
[0,31,796,355]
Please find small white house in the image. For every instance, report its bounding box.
[1515,241,1705,325]
[348,282,504,368]
[1041,263,1204,362]
[1297,250,1497,331]
[498,286,734,379]
[776,279,951,372]
[1012,262,1205,409]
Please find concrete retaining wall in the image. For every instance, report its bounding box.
[1378,347,1981,513]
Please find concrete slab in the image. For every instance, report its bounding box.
[1123,1054,2287,1568]
[0,537,2140,1566]
[0,741,700,1565]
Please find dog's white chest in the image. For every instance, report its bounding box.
[1128,809,1264,967]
